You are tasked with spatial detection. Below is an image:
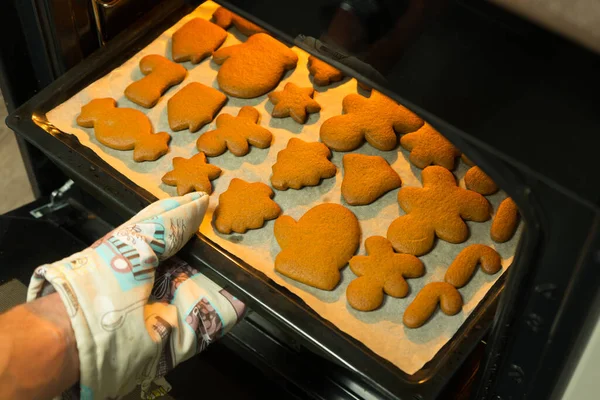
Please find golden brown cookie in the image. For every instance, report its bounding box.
[271,138,336,190]
[161,152,221,195]
[464,166,499,195]
[214,178,281,234]
[212,33,298,98]
[167,82,227,132]
[320,90,423,151]
[124,55,186,108]
[196,106,272,157]
[347,236,424,311]
[342,154,401,206]
[77,98,169,162]
[274,204,360,290]
[444,244,501,288]
[307,56,344,86]
[212,7,266,36]
[491,197,519,243]
[400,123,461,170]
[387,166,490,256]
[403,282,463,328]
[267,82,321,124]
[171,18,228,64]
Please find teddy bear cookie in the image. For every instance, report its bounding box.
[212,7,266,36]
[444,244,502,288]
[196,106,272,157]
[347,236,424,311]
[124,55,186,108]
[342,154,401,205]
[491,197,519,243]
[307,56,344,86]
[167,82,227,133]
[387,166,490,256]
[320,90,424,151]
[212,33,298,98]
[403,282,463,328]
[214,178,281,234]
[267,82,321,124]
[274,204,360,290]
[171,18,228,64]
[270,138,336,190]
[464,166,499,195]
[77,98,170,162]
[161,152,221,195]
[400,123,461,170]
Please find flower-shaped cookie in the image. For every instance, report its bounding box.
[268,82,321,124]
[161,152,221,195]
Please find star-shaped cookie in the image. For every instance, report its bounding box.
[347,236,424,311]
[399,122,461,170]
[161,152,222,195]
[196,106,273,157]
[214,179,281,234]
[271,138,336,190]
[341,154,401,205]
[268,82,321,124]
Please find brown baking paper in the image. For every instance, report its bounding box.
[44,1,522,375]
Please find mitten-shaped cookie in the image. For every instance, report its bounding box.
[212,33,298,98]
[387,166,490,256]
[400,123,461,170]
[274,204,360,290]
[125,55,186,108]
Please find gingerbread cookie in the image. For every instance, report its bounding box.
[342,154,401,206]
[196,106,272,157]
[77,98,169,162]
[214,178,281,234]
[268,82,321,124]
[171,18,228,64]
[347,236,424,311]
[444,244,501,288]
[400,123,461,170]
[387,166,490,256]
[307,56,344,86]
[491,197,519,243]
[212,33,298,98]
[167,82,227,132]
[320,90,423,151]
[464,166,499,195]
[212,7,266,36]
[403,282,463,328]
[274,204,360,290]
[124,55,186,108]
[161,152,221,195]
[271,138,336,190]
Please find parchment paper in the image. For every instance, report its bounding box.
[44,1,522,375]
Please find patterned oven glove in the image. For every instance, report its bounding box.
[27,193,246,399]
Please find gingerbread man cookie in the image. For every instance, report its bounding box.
[77,98,169,162]
[403,282,463,328]
[347,236,424,311]
[274,204,360,290]
[171,18,228,64]
[196,106,272,157]
[307,56,344,86]
[444,244,501,288]
[464,166,499,195]
[342,154,401,205]
[212,33,298,98]
[167,82,227,132]
[161,152,221,195]
[271,138,336,190]
[124,55,186,108]
[491,197,519,243]
[320,91,424,151]
[268,82,321,124]
[400,123,461,170]
[212,7,266,36]
[387,166,490,256]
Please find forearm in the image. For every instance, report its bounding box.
[0,293,79,399]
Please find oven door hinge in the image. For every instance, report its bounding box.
[30,179,75,218]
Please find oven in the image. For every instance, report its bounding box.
[1,0,599,399]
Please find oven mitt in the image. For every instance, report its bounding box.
[26,193,247,400]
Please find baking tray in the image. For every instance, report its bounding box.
[5,1,510,398]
